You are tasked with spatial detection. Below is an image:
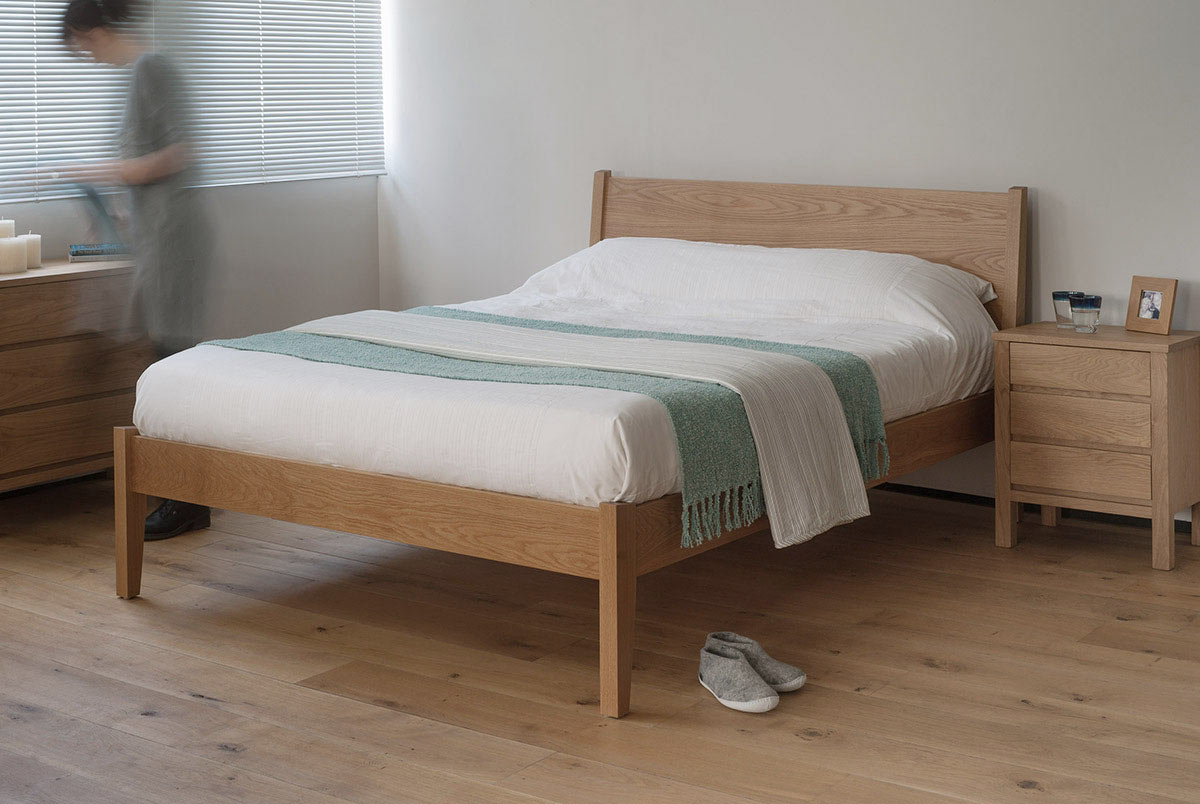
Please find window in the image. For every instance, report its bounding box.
[0,1,384,203]
[0,3,127,202]
[178,1,384,188]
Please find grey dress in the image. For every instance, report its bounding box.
[118,52,211,356]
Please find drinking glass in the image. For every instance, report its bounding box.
[1070,295,1102,333]
[1052,291,1084,328]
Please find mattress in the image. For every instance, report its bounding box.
[135,304,993,507]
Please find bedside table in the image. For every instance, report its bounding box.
[994,322,1200,570]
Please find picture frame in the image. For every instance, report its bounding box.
[1125,276,1178,335]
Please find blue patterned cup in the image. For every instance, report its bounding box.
[1069,294,1102,333]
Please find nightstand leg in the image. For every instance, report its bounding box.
[1040,505,1060,527]
[996,497,1019,548]
[1151,503,1175,571]
[1192,502,1200,547]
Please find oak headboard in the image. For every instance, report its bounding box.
[589,170,1028,330]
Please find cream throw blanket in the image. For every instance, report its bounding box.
[292,310,870,548]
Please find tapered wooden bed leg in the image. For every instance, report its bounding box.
[1191,502,1200,547]
[995,498,1019,548]
[114,427,146,599]
[1152,501,1175,572]
[599,502,637,718]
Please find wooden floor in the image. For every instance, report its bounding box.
[2,479,1200,803]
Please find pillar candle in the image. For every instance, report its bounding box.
[0,219,14,238]
[0,237,27,274]
[18,233,42,269]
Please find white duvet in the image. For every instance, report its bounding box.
[135,238,997,511]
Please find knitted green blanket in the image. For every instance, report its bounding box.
[208,308,886,547]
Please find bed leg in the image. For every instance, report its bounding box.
[1191,502,1200,547]
[114,427,146,599]
[1152,500,1175,572]
[598,502,637,718]
[995,496,1019,548]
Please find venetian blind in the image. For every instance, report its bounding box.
[0,2,126,202]
[0,1,384,203]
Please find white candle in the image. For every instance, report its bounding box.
[0,219,14,238]
[0,237,27,274]
[18,232,42,269]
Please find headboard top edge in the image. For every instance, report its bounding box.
[604,172,1016,200]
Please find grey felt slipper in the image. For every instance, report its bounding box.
[698,643,780,713]
[707,632,807,693]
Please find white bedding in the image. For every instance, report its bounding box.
[135,238,997,509]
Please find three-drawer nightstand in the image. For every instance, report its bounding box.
[994,322,1200,570]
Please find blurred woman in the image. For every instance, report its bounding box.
[63,0,212,540]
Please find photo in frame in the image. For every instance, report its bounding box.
[1125,276,1178,335]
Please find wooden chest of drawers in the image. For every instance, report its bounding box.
[994,323,1200,570]
[0,261,153,494]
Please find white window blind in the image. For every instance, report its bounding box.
[0,1,384,203]
[180,1,384,187]
[0,2,126,202]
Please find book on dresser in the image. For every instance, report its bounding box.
[69,243,131,262]
[0,260,154,494]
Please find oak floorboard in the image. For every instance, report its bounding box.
[809,777,968,804]
[4,478,1200,803]
[862,660,1200,764]
[299,660,845,803]
[0,575,350,682]
[0,692,352,804]
[498,753,757,804]
[535,634,907,699]
[0,536,183,596]
[0,748,154,804]
[656,527,1198,627]
[0,649,557,804]
[786,684,1200,800]
[660,699,1191,804]
[0,748,79,803]
[1079,618,1200,663]
[146,583,697,721]
[0,604,555,783]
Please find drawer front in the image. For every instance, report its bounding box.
[0,393,134,475]
[0,272,134,348]
[1010,391,1150,449]
[0,336,152,411]
[1010,441,1151,500]
[1010,343,1150,396]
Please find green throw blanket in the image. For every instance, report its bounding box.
[208,308,887,548]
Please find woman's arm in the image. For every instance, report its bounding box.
[50,143,191,187]
[117,142,191,185]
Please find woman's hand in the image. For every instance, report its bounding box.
[44,161,123,186]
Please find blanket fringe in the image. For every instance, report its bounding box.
[681,482,766,548]
[857,437,890,483]
[679,438,887,549]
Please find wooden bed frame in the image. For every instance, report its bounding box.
[114,170,1028,717]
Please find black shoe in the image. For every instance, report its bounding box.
[145,500,211,541]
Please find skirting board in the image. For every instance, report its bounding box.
[879,482,1195,532]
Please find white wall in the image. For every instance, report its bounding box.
[201,179,380,337]
[7,176,379,339]
[379,0,1200,498]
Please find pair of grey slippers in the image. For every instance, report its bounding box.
[698,632,806,713]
